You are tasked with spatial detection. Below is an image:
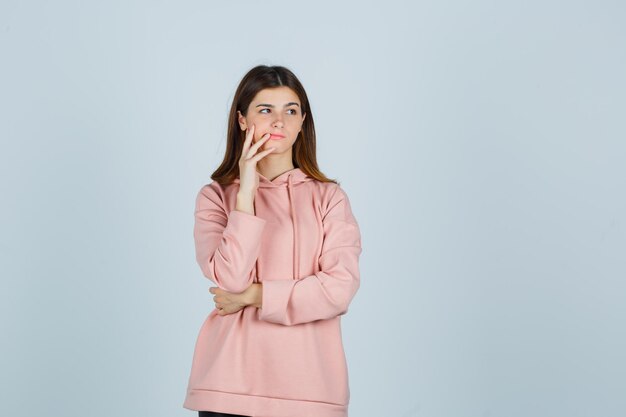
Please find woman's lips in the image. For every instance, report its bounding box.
[269,134,286,140]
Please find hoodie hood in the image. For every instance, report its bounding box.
[233,167,313,188]
[234,167,314,280]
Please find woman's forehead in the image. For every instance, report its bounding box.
[253,86,300,104]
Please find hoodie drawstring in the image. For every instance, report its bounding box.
[287,174,299,280]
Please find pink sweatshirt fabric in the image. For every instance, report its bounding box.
[182,167,362,417]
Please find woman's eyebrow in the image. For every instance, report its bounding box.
[255,102,300,108]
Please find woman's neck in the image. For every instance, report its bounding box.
[256,156,295,182]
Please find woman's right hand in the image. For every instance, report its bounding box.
[238,123,275,196]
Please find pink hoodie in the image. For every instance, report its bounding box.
[183,167,362,417]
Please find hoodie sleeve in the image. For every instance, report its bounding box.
[193,184,267,293]
[258,185,362,326]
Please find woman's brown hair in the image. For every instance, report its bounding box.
[210,65,337,186]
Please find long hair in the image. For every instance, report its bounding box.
[210,65,337,186]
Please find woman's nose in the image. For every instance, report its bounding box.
[272,117,284,127]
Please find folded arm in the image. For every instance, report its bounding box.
[257,185,362,326]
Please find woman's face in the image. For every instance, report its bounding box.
[238,86,306,154]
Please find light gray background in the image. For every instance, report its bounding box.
[1,1,624,416]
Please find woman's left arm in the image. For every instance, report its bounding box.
[256,185,362,326]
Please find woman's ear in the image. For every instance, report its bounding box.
[237,110,247,130]
[298,113,306,133]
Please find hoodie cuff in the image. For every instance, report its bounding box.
[258,279,295,323]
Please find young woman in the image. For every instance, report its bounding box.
[182,65,362,417]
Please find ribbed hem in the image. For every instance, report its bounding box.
[183,389,347,417]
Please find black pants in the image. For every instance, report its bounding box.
[198,412,250,417]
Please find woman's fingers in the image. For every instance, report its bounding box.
[211,288,247,316]
[249,146,276,163]
[241,123,255,157]
[244,132,272,159]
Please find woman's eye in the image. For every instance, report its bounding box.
[259,108,298,115]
